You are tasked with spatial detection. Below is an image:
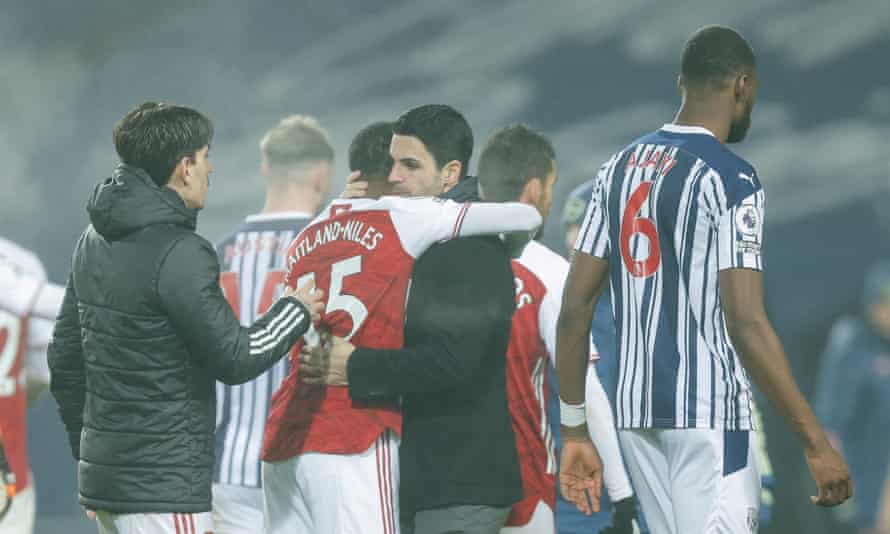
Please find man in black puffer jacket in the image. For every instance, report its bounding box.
[48,102,322,534]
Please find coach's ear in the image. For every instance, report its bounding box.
[440,160,462,193]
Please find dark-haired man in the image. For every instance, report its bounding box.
[266,118,540,534]
[477,125,639,534]
[212,114,334,534]
[302,105,526,534]
[47,102,323,534]
[556,26,851,534]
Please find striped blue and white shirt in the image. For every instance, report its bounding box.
[576,124,764,431]
[213,211,312,487]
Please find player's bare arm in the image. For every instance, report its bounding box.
[720,267,852,507]
[555,251,609,515]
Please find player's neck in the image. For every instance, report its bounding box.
[673,101,731,144]
[261,184,321,216]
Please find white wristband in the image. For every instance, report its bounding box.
[560,398,586,427]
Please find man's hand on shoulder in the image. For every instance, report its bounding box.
[341,171,367,199]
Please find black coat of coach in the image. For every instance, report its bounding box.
[346,178,523,517]
[48,164,312,513]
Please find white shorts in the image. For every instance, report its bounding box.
[618,429,760,534]
[212,483,264,534]
[96,510,213,534]
[263,429,400,534]
[1,481,35,534]
[500,501,554,534]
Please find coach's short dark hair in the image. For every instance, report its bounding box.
[349,121,394,184]
[681,25,756,89]
[393,104,473,180]
[478,124,555,203]
[113,102,214,187]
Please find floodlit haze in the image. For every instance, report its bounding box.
[1,0,887,279]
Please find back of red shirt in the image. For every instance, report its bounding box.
[263,207,407,459]
[504,241,571,526]
[263,196,486,460]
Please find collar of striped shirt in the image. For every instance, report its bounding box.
[661,123,717,138]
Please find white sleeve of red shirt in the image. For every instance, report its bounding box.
[26,282,64,388]
[385,197,541,258]
[0,238,62,390]
[525,243,598,367]
[520,241,633,503]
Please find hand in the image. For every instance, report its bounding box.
[284,279,324,322]
[299,335,354,386]
[559,429,603,515]
[341,170,368,199]
[805,440,852,507]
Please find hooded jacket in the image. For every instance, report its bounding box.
[48,164,311,513]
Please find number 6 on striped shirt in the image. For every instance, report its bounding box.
[620,181,661,278]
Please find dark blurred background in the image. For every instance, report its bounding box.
[1,1,887,532]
